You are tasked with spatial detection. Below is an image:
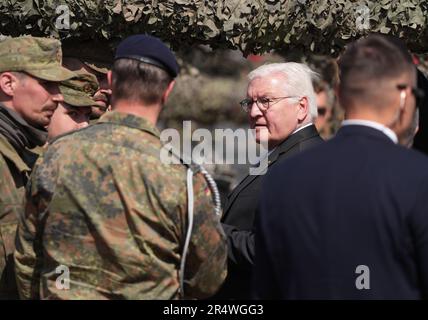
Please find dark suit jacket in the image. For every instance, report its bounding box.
[255,125,428,299]
[214,124,323,299]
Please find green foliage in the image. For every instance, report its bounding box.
[0,0,427,55]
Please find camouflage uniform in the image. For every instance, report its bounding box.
[7,71,97,299]
[0,36,74,299]
[62,39,113,123]
[15,111,227,300]
[0,134,33,299]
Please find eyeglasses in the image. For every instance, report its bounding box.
[239,96,301,113]
[397,84,425,108]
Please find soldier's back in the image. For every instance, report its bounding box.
[37,112,190,299]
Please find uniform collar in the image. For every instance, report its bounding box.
[97,111,160,138]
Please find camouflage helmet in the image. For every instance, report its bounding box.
[59,71,99,107]
[0,36,76,81]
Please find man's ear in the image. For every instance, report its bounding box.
[0,72,18,97]
[161,80,176,105]
[399,90,407,111]
[297,96,309,122]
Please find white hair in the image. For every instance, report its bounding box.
[248,62,319,120]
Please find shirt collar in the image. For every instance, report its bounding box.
[97,111,160,138]
[292,122,313,135]
[341,119,398,144]
[266,123,315,160]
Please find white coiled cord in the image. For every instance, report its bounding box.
[198,165,222,217]
[166,144,223,297]
[179,168,195,298]
[179,164,222,298]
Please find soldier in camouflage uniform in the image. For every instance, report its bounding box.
[62,39,113,122]
[14,34,227,300]
[0,36,75,299]
[47,71,99,140]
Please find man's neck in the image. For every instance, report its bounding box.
[112,100,161,126]
[0,100,17,113]
[345,109,393,127]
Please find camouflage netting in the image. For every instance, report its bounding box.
[0,0,427,56]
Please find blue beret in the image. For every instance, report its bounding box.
[115,34,179,78]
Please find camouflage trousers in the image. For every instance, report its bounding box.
[0,221,19,299]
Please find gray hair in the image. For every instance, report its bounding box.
[248,62,319,119]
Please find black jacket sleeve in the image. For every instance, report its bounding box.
[221,223,255,270]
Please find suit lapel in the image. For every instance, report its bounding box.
[222,124,320,218]
[223,172,260,215]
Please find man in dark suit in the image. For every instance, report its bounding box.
[214,62,323,299]
[254,34,428,299]
[413,69,428,153]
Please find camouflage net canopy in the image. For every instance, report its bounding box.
[0,0,427,56]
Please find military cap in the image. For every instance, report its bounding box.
[0,36,75,81]
[59,71,99,107]
[62,39,114,75]
[115,34,179,78]
[84,61,110,75]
